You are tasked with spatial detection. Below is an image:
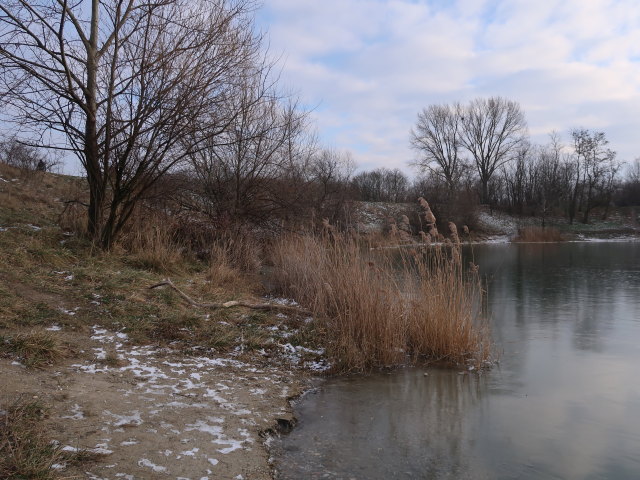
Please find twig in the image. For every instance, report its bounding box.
[148,279,312,316]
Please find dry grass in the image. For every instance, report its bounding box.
[118,211,186,272]
[205,230,262,295]
[0,397,102,479]
[270,233,490,372]
[0,398,61,479]
[0,331,67,369]
[514,226,565,242]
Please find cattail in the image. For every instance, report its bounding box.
[448,222,460,244]
[419,231,431,244]
[399,215,411,232]
[418,197,437,225]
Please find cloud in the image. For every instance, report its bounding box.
[258,0,640,173]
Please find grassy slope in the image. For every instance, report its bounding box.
[0,163,314,354]
[0,164,322,477]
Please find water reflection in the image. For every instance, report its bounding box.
[274,242,640,479]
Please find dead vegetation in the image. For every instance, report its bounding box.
[270,232,490,372]
[1,165,489,373]
[0,331,67,369]
[0,398,103,479]
[0,398,61,479]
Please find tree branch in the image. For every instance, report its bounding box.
[148,279,312,316]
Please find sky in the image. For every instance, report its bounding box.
[256,0,640,174]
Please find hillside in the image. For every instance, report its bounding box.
[0,164,321,479]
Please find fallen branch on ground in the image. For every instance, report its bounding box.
[148,279,312,316]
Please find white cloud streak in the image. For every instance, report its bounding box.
[258,0,640,172]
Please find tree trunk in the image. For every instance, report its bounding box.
[85,0,103,243]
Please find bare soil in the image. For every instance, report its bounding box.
[2,326,306,480]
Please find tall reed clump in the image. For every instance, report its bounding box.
[271,230,490,372]
[206,228,262,295]
[514,226,565,242]
[118,210,186,271]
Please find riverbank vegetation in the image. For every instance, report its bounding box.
[271,232,489,372]
[0,161,488,374]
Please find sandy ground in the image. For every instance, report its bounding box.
[2,325,310,480]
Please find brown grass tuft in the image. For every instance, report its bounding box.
[118,211,186,272]
[514,226,565,242]
[0,398,61,479]
[1,331,67,368]
[270,232,489,372]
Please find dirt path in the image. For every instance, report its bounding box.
[2,325,307,479]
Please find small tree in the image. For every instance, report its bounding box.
[1,0,261,249]
[570,129,618,223]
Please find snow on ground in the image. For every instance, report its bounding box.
[47,324,312,479]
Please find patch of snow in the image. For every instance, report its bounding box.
[105,410,143,427]
[180,447,200,456]
[93,443,113,455]
[45,324,62,331]
[137,458,167,473]
[304,359,332,372]
[71,363,109,374]
[208,458,219,466]
[264,295,299,306]
[61,404,85,420]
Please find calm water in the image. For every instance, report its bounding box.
[274,242,640,480]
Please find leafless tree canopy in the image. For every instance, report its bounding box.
[0,136,60,172]
[459,97,528,204]
[410,103,465,193]
[1,0,262,248]
[411,97,527,204]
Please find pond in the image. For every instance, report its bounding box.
[272,241,640,479]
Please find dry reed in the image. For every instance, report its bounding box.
[270,232,490,372]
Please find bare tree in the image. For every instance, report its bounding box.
[460,97,528,204]
[187,69,312,226]
[535,133,570,226]
[352,168,409,203]
[410,103,466,194]
[1,0,261,249]
[617,158,640,206]
[0,136,60,172]
[571,129,618,223]
[307,148,355,220]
